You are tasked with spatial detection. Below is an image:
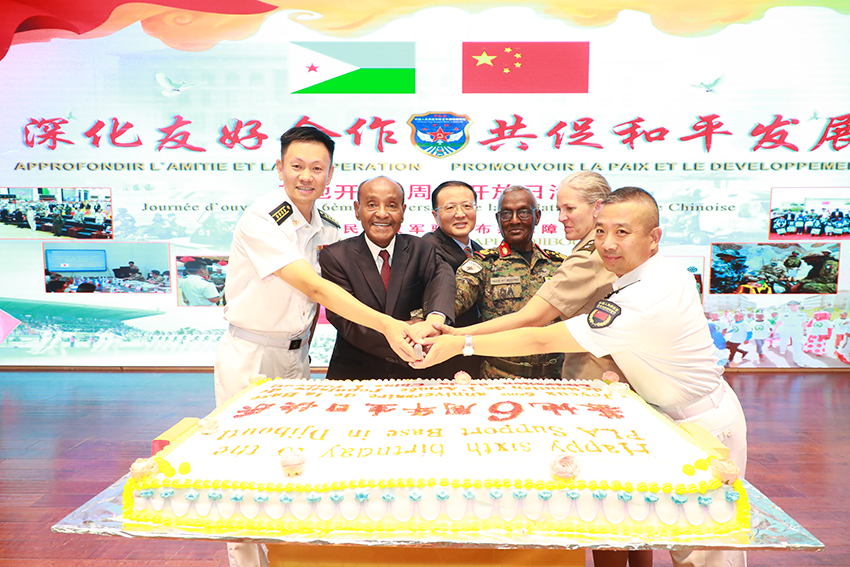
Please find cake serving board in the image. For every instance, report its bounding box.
[53,474,823,552]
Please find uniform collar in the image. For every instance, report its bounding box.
[572,231,595,251]
[615,252,661,289]
[283,193,321,233]
[498,241,552,263]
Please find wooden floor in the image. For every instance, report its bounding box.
[0,371,847,567]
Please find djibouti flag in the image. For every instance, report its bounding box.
[290,42,415,94]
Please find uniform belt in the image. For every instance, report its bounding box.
[228,324,308,350]
[486,355,563,379]
[659,383,725,421]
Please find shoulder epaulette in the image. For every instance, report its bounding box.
[541,248,567,262]
[577,239,596,253]
[475,249,500,261]
[269,202,293,225]
[318,209,340,228]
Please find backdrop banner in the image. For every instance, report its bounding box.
[1,2,848,369]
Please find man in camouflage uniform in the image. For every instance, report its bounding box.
[710,249,747,294]
[783,250,802,279]
[757,260,789,292]
[797,250,839,293]
[454,185,566,379]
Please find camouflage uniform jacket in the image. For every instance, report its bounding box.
[456,241,566,379]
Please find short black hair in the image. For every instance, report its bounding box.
[603,187,660,229]
[76,282,96,292]
[431,181,476,210]
[280,126,335,161]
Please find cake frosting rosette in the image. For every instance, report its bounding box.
[550,453,580,479]
[129,457,159,480]
[453,371,472,385]
[248,374,267,385]
[197,417,219,435]
[710,457,741,484]
[601,371,620,383]
[280,450,306,477]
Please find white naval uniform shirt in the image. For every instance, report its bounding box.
[775,310,808,336]
[565,253,723,411]
[223,190,339,337]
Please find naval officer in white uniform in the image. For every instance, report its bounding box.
[215,126,423,567]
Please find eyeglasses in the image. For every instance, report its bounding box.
[435,202,478,214]
[497,208,536,222]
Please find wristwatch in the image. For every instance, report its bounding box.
[462,335,474,357]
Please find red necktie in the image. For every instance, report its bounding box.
[464,246,473,258]
[378,250,390,291]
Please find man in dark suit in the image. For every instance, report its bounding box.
[320,176,456,380]
[422,180,483,376]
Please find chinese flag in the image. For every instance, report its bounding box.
[462,42,588,94]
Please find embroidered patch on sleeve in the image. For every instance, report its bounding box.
[587,299,621,328]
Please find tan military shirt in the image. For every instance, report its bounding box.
[536,232,623,381]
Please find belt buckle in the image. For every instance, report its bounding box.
[289,339,302,350]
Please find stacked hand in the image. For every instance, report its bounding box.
[407,322,467,369]
[384,318,474,368]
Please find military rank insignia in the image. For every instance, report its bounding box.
[588,299,621,328]
[318,209,340,228]
[579,239,597,253]
[270,202,293,225]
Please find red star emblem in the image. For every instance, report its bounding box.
[429,127,449,141]
[306,63,319,72]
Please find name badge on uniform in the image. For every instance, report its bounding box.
[588,299,621,329]
[491,275,521,285]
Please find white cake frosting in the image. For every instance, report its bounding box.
[123,378,748,538]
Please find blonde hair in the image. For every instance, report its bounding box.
[560,172,611,204]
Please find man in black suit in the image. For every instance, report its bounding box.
[422,180,483,376]
[320,176,456,380]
